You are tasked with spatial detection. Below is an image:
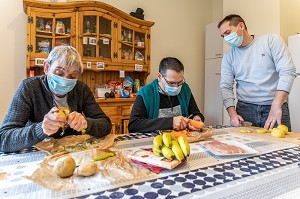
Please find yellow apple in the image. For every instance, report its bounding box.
[277,124,288,135]
[58,106,70,117]
[256,128,267,133]
[240,129,252,133]
[271,128,285,138]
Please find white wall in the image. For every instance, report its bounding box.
[280,0,300,43]
[223,0,280,52]
[0,1,27,122]
[0,0,213,122]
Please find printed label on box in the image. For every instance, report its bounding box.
[35,58,45,66]
[86,62,92,68]
[83,37,88,45]
[96,62,105,69]
[89,37,97,45]
[119,70,125,78]
[135,64,143,71]
[103,38,110,45]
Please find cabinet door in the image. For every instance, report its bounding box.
[79,11,117,65]
[204,58,223,125]
[29,11,75,66]
[117,21,150,71]
[123,119,129,134]
[205,22,223,59]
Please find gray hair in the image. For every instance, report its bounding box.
[45,45,83,73]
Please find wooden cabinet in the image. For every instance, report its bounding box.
[23,0,154,134]
[96,98,135,134]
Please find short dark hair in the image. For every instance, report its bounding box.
[159,57,184,76]
[217,14,247,30]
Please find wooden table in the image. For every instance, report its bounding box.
[0,129,300,199]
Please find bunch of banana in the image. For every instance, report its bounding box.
[152,133,190,161]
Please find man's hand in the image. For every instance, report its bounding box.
[230,114,244,127]
[67,111,87,132]
[227,107,244,127]
[173,116,188,131]
[264,91,287,130]
[264,105,282,130]
[42,107,67,136]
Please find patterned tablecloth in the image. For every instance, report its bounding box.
[0,129,300,199]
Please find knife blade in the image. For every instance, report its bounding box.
[241,121,252,127]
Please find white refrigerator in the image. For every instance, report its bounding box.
[204,22,226,125]
[288,34,300,132]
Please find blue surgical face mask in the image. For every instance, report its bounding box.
[164,84,182,96]
[224,27,243,47]
[48,74,77,95]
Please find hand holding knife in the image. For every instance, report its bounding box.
[54,106,86,136]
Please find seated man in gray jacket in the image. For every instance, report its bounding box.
[0,46,112,152]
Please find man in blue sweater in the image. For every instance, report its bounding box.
[128,57,204,133]
[218,14,296,131]
[0,46,112,152]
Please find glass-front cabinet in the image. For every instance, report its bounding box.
[119,24,148,65]
[27,11,75,70]
[79,12,116,63]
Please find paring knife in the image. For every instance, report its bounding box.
[241,121,252,127]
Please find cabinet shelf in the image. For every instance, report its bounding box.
[121,41,133,47]
[134,46,146,49]
[36,30,52,34]
[35,35,53,39]
[99,34,112,39]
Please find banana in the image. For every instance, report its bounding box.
[177,136,190,157]
[171,140,185,161]
[162,133,175,148]
[152,145,162,157]
[153,135,163,149]
[161,145,175,160]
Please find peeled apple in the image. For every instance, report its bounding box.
[277,124,288,135]
[271,128,285,138]
[256,128,267,133]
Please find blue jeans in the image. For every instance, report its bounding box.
[236,101,291,131]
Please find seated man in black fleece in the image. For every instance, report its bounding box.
[128,57,204,133]
[0,46,112,152]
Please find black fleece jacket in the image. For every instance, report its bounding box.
[128,93,204,133]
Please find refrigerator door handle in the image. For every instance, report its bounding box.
[215,72,221,75]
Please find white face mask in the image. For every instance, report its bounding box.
[224,26,243,47]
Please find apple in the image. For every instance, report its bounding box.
[277,124,288,135]
[271,128,285,138]
[256,128,267,133]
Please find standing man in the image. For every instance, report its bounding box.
[218,14,296,131]
[0,46,112,152]
[128,57,204,133]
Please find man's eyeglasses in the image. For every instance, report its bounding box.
[162,75,185,87]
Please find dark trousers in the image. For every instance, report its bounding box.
[236,101,291,131]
